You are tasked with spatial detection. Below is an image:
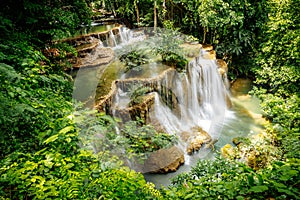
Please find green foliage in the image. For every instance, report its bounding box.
[164,157,300,199]
[252,0,300,160]
[121,120,178,159]
[128,84,151,106]
[93,168,162,199]
[0,133,161,199]
[0,61,73,158]
[119,50,149,72]
[254,0,300,96]
[170,157,250,186]
[0,0,92,43]
[103,0,154,27]
[152,28,188,70]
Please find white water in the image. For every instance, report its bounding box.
[150,56,228,141]
[109,30,117,47]
[145,81,264,187]
[119,26,132,44]
[103,27,146,49]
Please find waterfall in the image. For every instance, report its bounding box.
[109,30,117,47]
[111,27,146,48]
[119,26,132,44]
[73,26,266,179]
[151,54,228,140]
[103,48,229,140]
[151,92,184,134]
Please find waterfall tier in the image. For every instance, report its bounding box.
[95,45,231,159]
[72,27,232,173]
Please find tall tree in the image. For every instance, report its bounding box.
[0,0,92,44]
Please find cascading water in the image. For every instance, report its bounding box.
[73,26,265,186]
[149,56,228,141]
[108,30,117,47]
[119,26,132,44]
[96,26,147,48]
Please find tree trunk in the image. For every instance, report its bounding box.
[162,0,166,20]
[154,0,157,32]
[203,27,207,44]
[134,0,140,26]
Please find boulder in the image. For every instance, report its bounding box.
[137,146,185,173]
[184,126,212,155]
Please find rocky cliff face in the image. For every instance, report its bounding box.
[95,68,180,122]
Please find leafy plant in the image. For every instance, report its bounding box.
[74,104,177,162]
[121,120,178,159]
[119,50,149,72]
[164,156,300,199]
[128,83,151,106]
[152,28,188,71]
[0,132,161,199]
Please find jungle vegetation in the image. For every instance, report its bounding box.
[0,0,299,199]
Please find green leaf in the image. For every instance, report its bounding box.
[247,175,254,186]
[249,185,268,193]
[236,196,244,200]
[59,126,74,134]
[277,188,298,197]
[66,137,72,143]
[43,134,59,144]
[184,193,195,199]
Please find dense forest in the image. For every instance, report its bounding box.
[0,0,299,199]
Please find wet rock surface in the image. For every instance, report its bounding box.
[73,46,114,69]
[134,146,185,173]
[181,126,213,155]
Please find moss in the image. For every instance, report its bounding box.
[95,61,124,102]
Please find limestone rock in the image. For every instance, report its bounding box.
[201,44,214,51]
[184,126,212,155]
[216,59,228,75]
[230,78,252,97]
[73,47,114,69]
[139,146,185,173]
[200,45,216,60]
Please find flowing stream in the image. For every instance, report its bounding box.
[72,26,265,187]
[144,78,264,186]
